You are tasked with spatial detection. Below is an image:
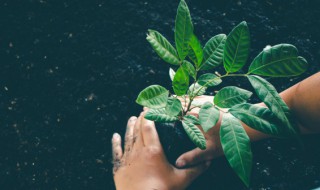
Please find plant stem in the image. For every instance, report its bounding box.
[185,73,248,114]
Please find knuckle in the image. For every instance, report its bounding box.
[145,146,161,156]
[143,123,153,132]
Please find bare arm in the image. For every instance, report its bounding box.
[176,72,320,167]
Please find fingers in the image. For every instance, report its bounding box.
[124,116,137,153]
[112,133,123,174]
[176,161,211,188]
[176,147,214,168]
[133,113,144,148]
[141,117,161,147]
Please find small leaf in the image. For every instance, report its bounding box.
[230,103,286,136]
[214,86,252,108]
[199,102,220,132]
[188,83,206,97]
[182,60,196,80]
[201,34,227,70]
[169,68,176,81]
[182,120,206,150]
[145,108,178,122]
[188,34,203,68]
[198,73,222,87]
[220,114,252,187]
[173,66,190,96]
[146,30,180,65]
[248,44,308,77]
[136,85,169,108]
[224,21,250,73]
[165,97,182,116]
[247,75,296,135]
[184,114,200,125]
[175,0,194,60]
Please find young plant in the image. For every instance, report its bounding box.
[135,0,308,187]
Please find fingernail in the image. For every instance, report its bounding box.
[176,159,185,167]
[129,117,137,122]
[113,133,120,140]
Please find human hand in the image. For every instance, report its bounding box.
[112,112,210,190]
[176,95,224,168]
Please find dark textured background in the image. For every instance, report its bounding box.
[0,0,319,189]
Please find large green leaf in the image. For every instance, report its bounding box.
[188,83,206,97]
[175,0,194,60]
[199,102,220,132]
[220,114,252,187]
[145,108,178,122]
[188,34,203,68]
[201,34,227,70]
[173,66,190,96]
[248,44,308,77]
[198,73,222,87]
[182,120,206,150]
[136,85,169,108]
[184,114,200,125]
[214,86,252,108]
[165,97,182,116]
[182,60,196,80]
[247,75,296,135]
[146,30,180,65]
[230,103,286,136]
[224,21,250,73]
[169,68,176,81]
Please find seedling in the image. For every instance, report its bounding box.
[135,0,308,187]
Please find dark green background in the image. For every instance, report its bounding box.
[0,0,319,189]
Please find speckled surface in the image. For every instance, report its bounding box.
[0,0,319,189]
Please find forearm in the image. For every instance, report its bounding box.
[235,72,320,142]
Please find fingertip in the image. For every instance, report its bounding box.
[176,159,186,168]
[112,133,120,140]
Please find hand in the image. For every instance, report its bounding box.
[112,112,210,190]
[176,96,224,168]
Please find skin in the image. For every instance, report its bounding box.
[112,72,320,189]
[112,111,210,190]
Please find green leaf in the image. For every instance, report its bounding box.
[214,86,252,108]
[182,60,196,80]
[182,120,206,150]
[248,44,308,77]
[146,30,180,65]
[247,75,296,135]
[169,68,176,81]
[199,102,220,132]
[165,97,182,116]
[184,114,200,125]
[220,114,252,187]
[173,66,190,96]
[201,34,227,70]
[224,21,250,73]
[175,0,194,60]
[188,83,206,97]
[136,85,169,108]
[188,34,203,68]
[198,73,222,87]
[230,103,286,136]
[145,108,178,122]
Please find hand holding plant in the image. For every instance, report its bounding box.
[135,0,308,186]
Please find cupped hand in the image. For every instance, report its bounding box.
[112,111,210,190]
[176,95,224,168]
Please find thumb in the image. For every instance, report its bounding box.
[176,161,211,188]
[175,147,214,168]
